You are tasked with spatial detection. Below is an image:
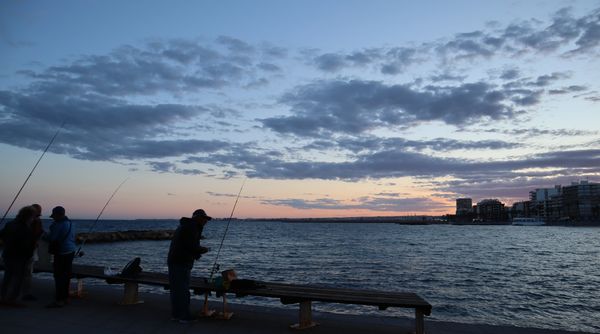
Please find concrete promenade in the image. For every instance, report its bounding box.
[0,278,592,334]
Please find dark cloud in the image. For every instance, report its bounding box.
[529,72,570,87]
[313,53,347,72]
[380,47,421,74]
[429,72,467,82]
[0,36,287,164]
[0,86,234,161]
[216,36,255,55]
[473,127,599,137]
[500,69,521,80]
[186,141,600,185]
[16,37,286,97]
[308,137,521,154]
[569,8,600,53]
[263,79,524,137]
[586,95,600,102]
[261,196,450,212]
[548,85,588,94]
[256,62,282,72]
[148,161,204,175]
[306,7,600,73]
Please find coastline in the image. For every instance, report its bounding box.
[1,277,592,334]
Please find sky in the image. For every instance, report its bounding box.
[1,0,599,219]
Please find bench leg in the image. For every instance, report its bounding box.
[119,282,144,305]
[415,309,425,334]
[290,301,318,330]
[199,293,216,317]
[214,294,234,320]
[69,278,85,298]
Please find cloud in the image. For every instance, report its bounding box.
[306,137,521,154]
[472,127,599,137]
[186,142,600,186]
[262,79,525,137]
[313,53,347,72]
[0,85,238,161]
[148,161,204,175]
[16,37,286,97]
[261,196,450,212]
[0,36,287,164]
[500,68,521,80]
[548,85,588,95]
[305,7,600,73]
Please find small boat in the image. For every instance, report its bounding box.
[512,217,545,226]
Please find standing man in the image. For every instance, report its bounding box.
[21,204,44,301]
[0,206,37,306]
[46,206,76,308]
[167,209,211,323]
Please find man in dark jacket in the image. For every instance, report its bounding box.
[167,209,211,322]
[0,206,37,306]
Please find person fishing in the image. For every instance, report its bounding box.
[44,206,76,308]
[167,209,211,323]
[0,206,37,306]
[21,204,45,301]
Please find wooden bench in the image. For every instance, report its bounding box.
[28,262,432,333]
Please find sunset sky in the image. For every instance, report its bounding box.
[1,0,599,219]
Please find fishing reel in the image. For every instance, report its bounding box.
[76,250,85,257]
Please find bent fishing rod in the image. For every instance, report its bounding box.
[0,122,66,227]
[209,178,246,280]
[75,177,129,257]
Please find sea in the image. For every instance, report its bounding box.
[44,220,600,333]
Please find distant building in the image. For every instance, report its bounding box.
[528,185,561,221]
[561,181,600,223]
[474,199,507,222]
[510,201,530,219]
[455,198,473,223]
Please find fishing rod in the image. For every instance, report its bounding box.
[209,178,246,279]
[0,122,66,226]
[202,178,246,316]
[75,177,129,257]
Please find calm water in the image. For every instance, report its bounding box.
[63,220,600,333]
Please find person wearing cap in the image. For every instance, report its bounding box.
[45,205,76,308]
[167,209,211,323]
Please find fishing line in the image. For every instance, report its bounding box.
[75,177,129,257]
[202,178,246,316]
[209,178,246,279]
[0,122,66,226]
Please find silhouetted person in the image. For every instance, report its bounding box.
[167,209,211,322]
[21,203,44,301]
[0,206,37,306]
[45,206,75,308]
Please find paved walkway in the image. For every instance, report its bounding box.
[0,278,591,334]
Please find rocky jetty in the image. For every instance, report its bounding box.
[75,229,174,243]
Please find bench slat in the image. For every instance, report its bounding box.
[34,263,432,316]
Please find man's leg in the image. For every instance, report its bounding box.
[21,257,34,298]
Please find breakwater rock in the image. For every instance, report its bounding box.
[75,229,174,243]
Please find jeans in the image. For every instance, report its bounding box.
[168,262,193,319]
[53,252,74,302]
[1,257,28,302]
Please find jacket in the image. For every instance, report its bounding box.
[167,217,208,265]
[0,219,36,260]
[48,217,76,254]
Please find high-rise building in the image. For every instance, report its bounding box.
[561,181,600,223]
[528,185,561,220]
[456,198,473,223]
[475,199,507,222]
[510,201,530,219]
